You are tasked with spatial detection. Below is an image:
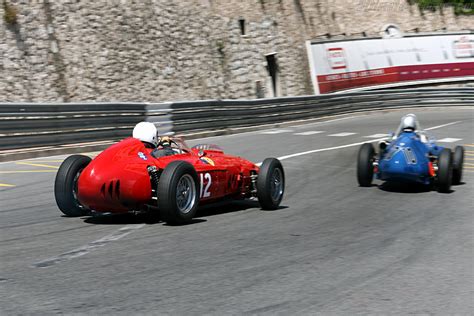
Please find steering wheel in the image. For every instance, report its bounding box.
[158,137,183,153]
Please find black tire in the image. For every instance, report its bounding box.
[437,148,453,193]
[452,146,464,185]
[257,158,285,210]
[357,143,375,187]
[158,161,199,225]
[54,155,91,217]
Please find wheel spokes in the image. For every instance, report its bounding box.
[270,168,283,202]
[175,174,196,214]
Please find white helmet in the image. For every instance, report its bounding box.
[401,114,418,131]
[133,122,158,146]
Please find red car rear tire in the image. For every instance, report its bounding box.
[257,158,285,210]
[54,155,91,217]
[158,161,199,225]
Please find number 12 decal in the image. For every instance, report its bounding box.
[200,173,212,198]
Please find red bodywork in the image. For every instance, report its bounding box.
[77,138,259,213]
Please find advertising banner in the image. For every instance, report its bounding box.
[306,33,474,94]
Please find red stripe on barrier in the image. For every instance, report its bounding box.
[316,62,474,93]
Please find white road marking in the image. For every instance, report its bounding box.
[293,131,324,136]
[424,121,461,131]
[181,116,356,143]
[364,133,388,138]
[185,107,469,143]
[33,224,146,268]
[256,121,461,164]
[260,129,293,134]
[289,115,358,128]
[437,138,462,143]
[328,132,357,137]
[276,139,385,161]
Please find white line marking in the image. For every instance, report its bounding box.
[364,133,388,138]
[293,131,325,136]
[256,121,461,164]
[289,115,357,128]
[328,132,357,137]
[189,112,375,142]
[33,224,145,268]
[260,129,293,135]
[424,121,461,131]
[277,139,385,161]
[437,138,462,143]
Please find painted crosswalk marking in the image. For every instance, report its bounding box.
[293,131,324,136]
[437,138,462,143]
[364,133,388,138]
[328,132,357,137]
[261,129,293,135]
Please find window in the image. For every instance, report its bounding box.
[265,53,280,97]
[239,18,246,35]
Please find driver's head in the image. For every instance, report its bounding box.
[133,122,158,147]
[401,114,418,132]
[160,136,171,147]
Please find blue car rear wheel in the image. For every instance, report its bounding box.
[437,148,453,193]
[452,146,464,185]
[357,143,375,187]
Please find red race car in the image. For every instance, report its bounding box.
[54,137,285,224]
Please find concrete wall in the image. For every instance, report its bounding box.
[0,0,472,102]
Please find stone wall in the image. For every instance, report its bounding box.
[0,0,472,102]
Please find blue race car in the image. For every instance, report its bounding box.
[357,114,464,193]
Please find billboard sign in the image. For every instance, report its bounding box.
[306,33,474,94]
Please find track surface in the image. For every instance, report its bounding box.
[1,108,473,315]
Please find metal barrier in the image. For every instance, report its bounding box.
[0,102,174,151]
[170,88,474,133]
[0,88,473,153]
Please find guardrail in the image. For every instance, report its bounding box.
[170,88,474,134]
[0,103,173,151]
[0,88,473,155]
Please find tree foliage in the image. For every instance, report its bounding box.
[412,0,474,14]
[3,1,18,25]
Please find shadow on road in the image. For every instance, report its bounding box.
[377,181,455,194]
[82,199,287,226]
[196,199,288,218]
[83,212,161,225]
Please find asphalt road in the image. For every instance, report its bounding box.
[1,108,473,315]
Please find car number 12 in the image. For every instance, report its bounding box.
[200,173,212,198]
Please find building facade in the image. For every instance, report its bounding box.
[0,0,472,102]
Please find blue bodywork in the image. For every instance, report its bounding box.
[377,131,443,185]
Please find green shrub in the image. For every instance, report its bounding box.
[412,0,474,15]
[3,1,18,25]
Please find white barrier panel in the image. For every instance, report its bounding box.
[306,33,474,94]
